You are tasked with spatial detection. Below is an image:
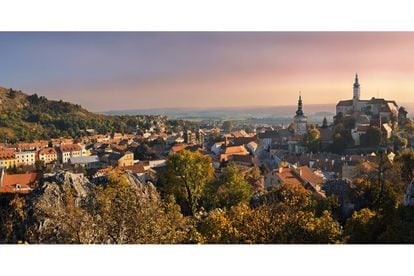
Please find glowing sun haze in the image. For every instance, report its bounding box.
[0,32,413,111]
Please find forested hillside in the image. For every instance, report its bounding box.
[0,86,168,142]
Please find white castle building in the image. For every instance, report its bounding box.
[336,74,399,124]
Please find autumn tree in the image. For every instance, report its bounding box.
[90,171,193,244]
[26,182,96,244]
[396,149,414,182]
[160,150,214,216]
[0,195,27,243]
[303,128,321,153]
[345,208,378,243]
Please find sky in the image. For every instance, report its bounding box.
[0,32,414,112]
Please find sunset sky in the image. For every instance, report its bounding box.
[0,32,413,112]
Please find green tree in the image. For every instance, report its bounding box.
[160,150,214,216]
[205,163,253,209]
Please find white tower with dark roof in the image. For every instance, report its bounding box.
[293,92,308,135]
[353,73,360,99]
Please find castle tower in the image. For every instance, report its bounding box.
[353,73,360,111]
[353,73,360,100]
[294,92,308,135]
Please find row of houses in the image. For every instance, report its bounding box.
[0,143,88,168]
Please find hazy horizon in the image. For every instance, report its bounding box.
[1,32,414,112]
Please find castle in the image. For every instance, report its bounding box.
[336,74,399,124]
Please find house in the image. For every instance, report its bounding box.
[229,154,259,168]
[59,144,82,163]
[15,151,36,166]
[0,169,38,194]
[265,165,325,197]
[211,141,224,155]
[122,163,156,183]
[219,145,249,162]
[246,141,258,155]
[38,147,58,164]
[170,143,189,155]
[0,149,17,169]
[108,151,134,167]
[17,140,49,151]
[69,155,101,169]
[258,130,279,150]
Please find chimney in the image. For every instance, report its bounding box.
[278,167,283,173]
[299,168,303,177]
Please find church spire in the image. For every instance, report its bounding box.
[354,73,360,88]
[296,92,304,116]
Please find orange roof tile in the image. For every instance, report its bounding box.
[0,173,38,194]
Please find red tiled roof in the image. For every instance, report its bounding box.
[171,144,189,153]
[296,166,324,187]
[223,145,248,155]
[38,147,57,156]
[0,173,38,194]
[60,144,82,152]
[122,164,147,174]
[0,149,16,160]
[274,168,303,186]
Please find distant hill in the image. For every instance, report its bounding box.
[0,86,165,143]
[103,104,337,123]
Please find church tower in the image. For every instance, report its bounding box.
[353,73,360,100]
[353,73,360,111]
[294,92,308,135]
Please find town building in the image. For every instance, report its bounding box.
[0,169,38,194]
[107,151,135,167]
[38,147,58,164]
[59,144,83,163]
[15,151,36,166]
[0,149,17,169]
[265,165,325,197]
[69,155,101,169]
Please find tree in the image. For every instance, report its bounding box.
[345,208,378,243]
[204,163,253,209]
[222,121,233,133]
[303,128,321,153]
[91,171,192,243]
[25,171,194,244]
[360,127,382,147]
[160,150,214,216]
[331,133,347,154]
[396,149,414,182]
[35,160,45,172]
